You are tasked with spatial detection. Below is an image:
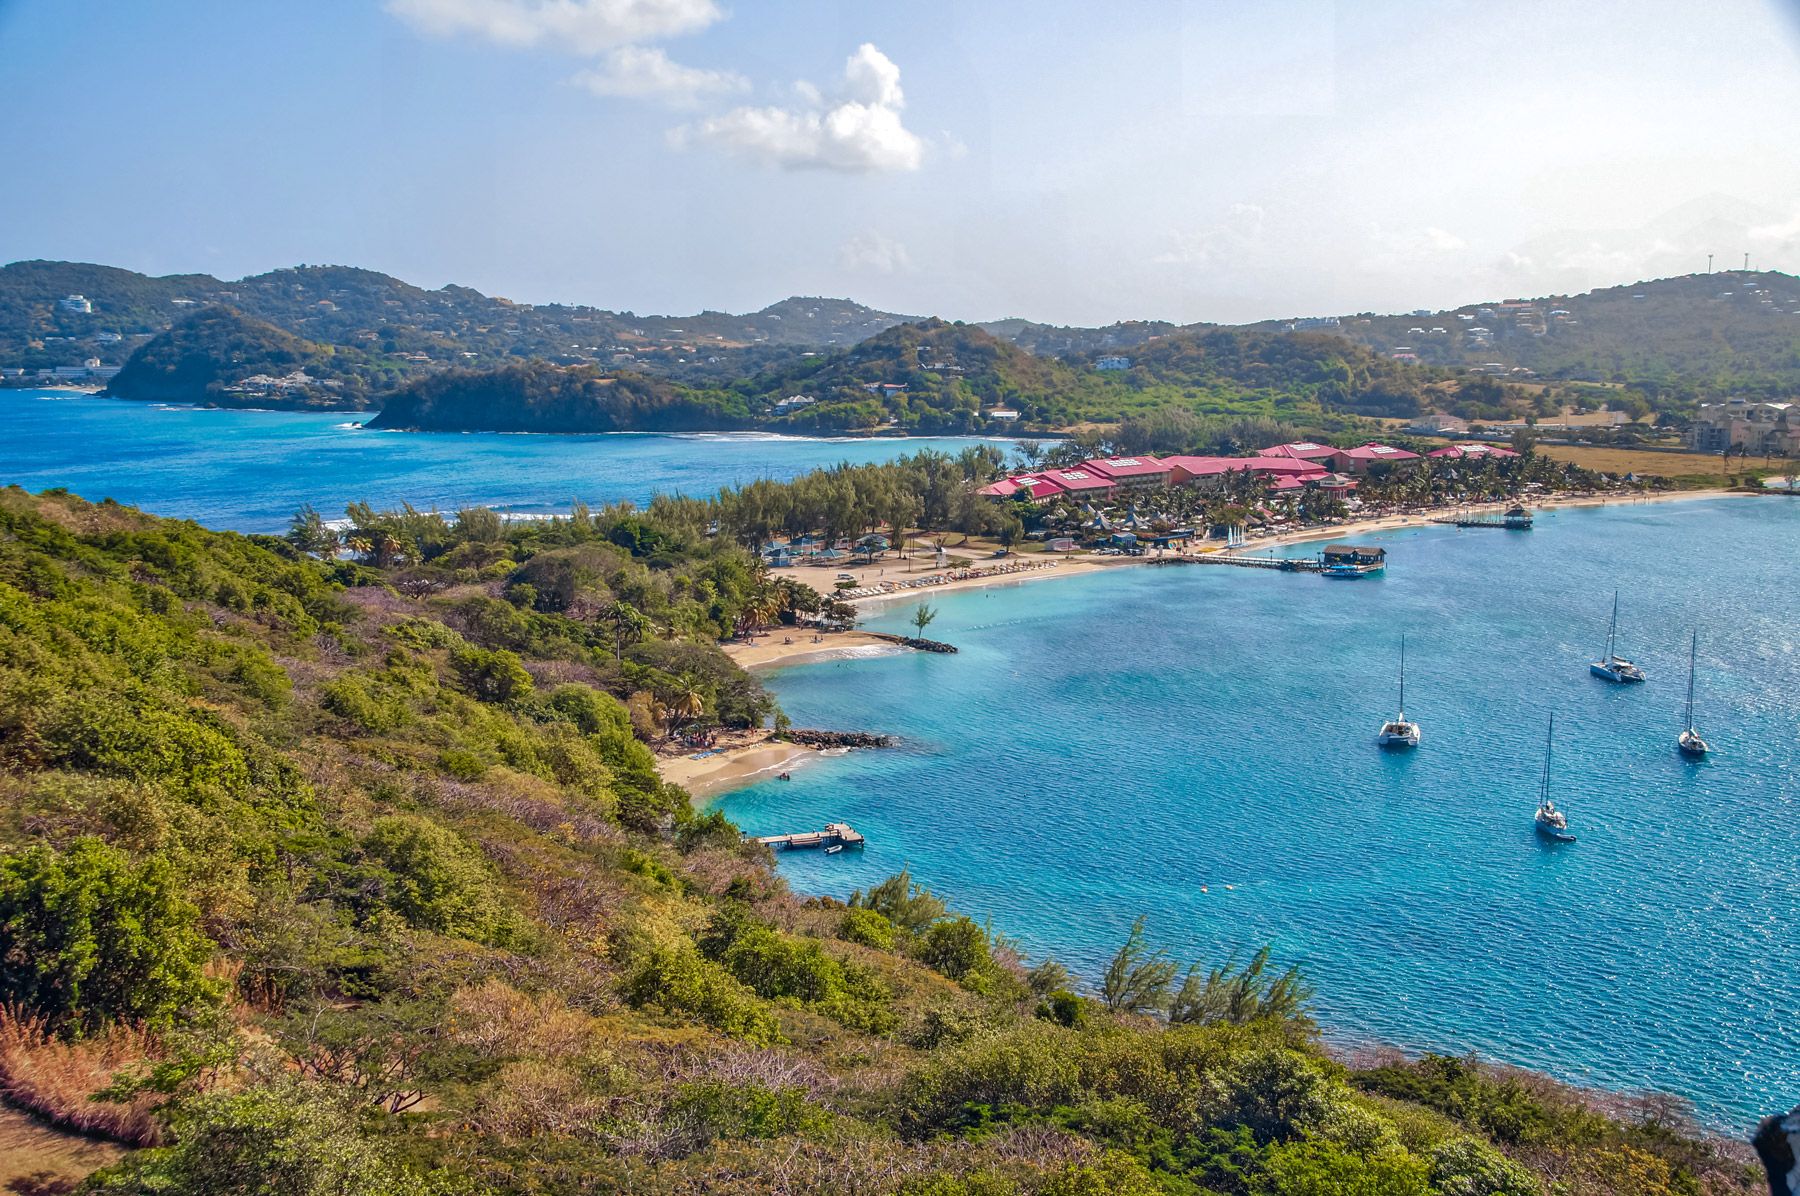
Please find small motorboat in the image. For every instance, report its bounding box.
[1376,635,1421,748]
[824,844,843,855]
[1589,590,1646,683]
[1533,715,1576,842]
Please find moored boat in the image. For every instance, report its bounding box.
[1678,630,1710,758]
[1589,590,1646,683]
[1376,636,1421,748]
[1533,715,1576,842]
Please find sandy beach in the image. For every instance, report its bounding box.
[657,729,825,798]
[663,487,1755,796]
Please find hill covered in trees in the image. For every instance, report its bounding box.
[0,483,1761,1195]
[1266,270,1800,399]
[0,259,911,382]
[369,360,755,433]
[100,307,400,407]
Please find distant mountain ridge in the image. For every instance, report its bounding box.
[6,258,1798,422]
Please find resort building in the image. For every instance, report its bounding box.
[1257,441,1340,463]
[976,474,1071,503]
[1095,355,1132,371]
[1427,443,1519,460]
[1081,456,1172,489]
[1040,468,1116,498]
[1687,399,1800,455]
[1330,443,1422,475]
[58,294,92,314]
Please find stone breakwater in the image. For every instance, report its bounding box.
[777,729,897,749]
[868,632,958,654]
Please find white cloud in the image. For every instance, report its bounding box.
[571,46,746,108]
[385,0,724,55]
[1155,204,1266,267]
[839,232,913,275]
[681,44,926,174]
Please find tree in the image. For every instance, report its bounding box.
[599,600,652,662]
[286,505,338,558]
[448,646,533,704]
[362,816,515,945]
[91,1078,454,1196]
[911,601,938,639]
[1168,945,1314,1027]
[0,838,220,1032]
[849,869,945,934]
[1099,915,1178,1013]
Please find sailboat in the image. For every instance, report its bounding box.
[1533,715,1576,842]
[1376,636,1421,747]
[1678,631,1710,758]
[1589,590,1646,683]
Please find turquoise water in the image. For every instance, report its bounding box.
[0,391,1004,532]
[717,498,1800,1130]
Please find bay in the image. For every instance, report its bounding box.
[0,390,1006,532]
[716,497,1800,1131]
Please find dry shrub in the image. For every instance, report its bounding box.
[663,1044,836,1100]
[447,979,600,1061]
[0,1006,163,1146]
[472,1059,613,1142]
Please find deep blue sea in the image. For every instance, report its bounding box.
[0,390,1003,532]
[717,497,1800,1131]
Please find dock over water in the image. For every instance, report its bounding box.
[1430,505,1534,530]
[755,822,866,850]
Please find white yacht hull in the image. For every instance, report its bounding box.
[1376,724,1421,748]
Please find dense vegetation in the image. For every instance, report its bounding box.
[0,481,1760,1195]
[368,361,755,433]
[12,258,1798,435]
[0,260,907,381]
[100,307,398,407]
[1287,270,1800,400]
[373,322,1442,435]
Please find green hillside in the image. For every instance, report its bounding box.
[101,307,398,407]
[368,359,755,432]
[0,485,1757,1195]
[1269,271,1800,398]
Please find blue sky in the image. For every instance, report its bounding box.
[3,0,1799,324]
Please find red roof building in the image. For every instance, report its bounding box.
[1427,443,1520,460]
[1040,468,1116,496]
[1081,456,1172,488]
[1257,442,1340,462]
[1333,443,1422,474]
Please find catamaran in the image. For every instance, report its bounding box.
[1589,590,1646,683]
[1376,636,1421,748]
[1533,715,1576,842]
[1678,630,1710,758]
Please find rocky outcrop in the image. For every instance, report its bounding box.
[778,729,896,749]
[867,632,958,654]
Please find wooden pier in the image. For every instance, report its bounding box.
[1188,553,1322,573]
[1429,505,1534,530]
[755,822,866,851]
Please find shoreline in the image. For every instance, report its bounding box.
[656,729,824,800]
[669,488,1754,797]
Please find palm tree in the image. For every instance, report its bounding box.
[670,683,706,734]
[910,601,937,639]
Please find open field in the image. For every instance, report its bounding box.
[1536,442,1791,483]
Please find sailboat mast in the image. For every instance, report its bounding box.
[1539,715,1553,805]
[1685,632,1698,731]
[1606,591,1619,661]
[1399,636,1406,715]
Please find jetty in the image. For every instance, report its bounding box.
[754,822,866,851]
[1184,553,1323,573]
[1430,504,1534,530]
